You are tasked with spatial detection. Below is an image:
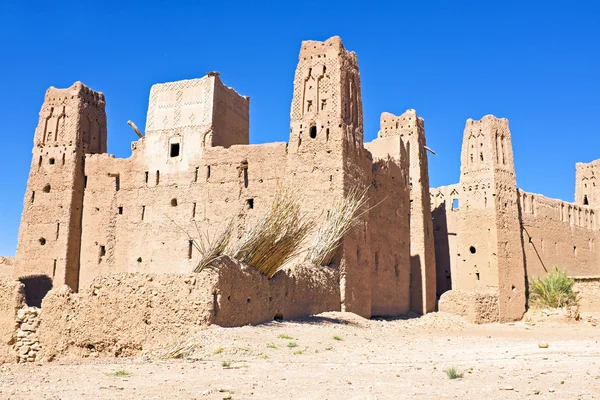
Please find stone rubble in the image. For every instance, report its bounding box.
[14,306,41,363]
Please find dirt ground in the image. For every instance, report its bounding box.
[0,311,599,400]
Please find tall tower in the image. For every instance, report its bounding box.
[457,115,525,321]
[15,82,107,300]
[378,110,436,314]
[286,36,370,316]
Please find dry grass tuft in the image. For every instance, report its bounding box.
[158,336,202,360]
[231,185,314,278]
[305,186,371,266]
[170,216,234,274]
[191,219,235,273]
[529,267,579,309]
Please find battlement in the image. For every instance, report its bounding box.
[378,110,424,139]
[44,82,105,108]
[298,36,356,66]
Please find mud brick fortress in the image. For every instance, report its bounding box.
[1,36,599,362]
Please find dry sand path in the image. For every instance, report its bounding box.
[0,311,598,399]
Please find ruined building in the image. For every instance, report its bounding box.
[433,116,600,321]
[13,36,437,318]
[11,35,600,329]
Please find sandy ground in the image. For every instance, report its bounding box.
[0,311,599,400]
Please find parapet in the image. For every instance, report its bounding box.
[378,110,424,138]
[44,82,105,108]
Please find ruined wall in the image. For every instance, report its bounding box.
[438,289,499,324]
[573,276,600,312]
[518,190,600,279]
[0,257,14,278]
[15,83,107,294]
[0,278,25,364]
[40,257,339,359]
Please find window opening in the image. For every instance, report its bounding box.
[247,198,254,209]
[451,199,459,210]
[170,143,180,157]
[49,158,55,165]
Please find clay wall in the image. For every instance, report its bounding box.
[365,157,411,316]
[518,190,600,279]
[39,257,339,359]
[573,276,600,312]
[79,142,287,289]
[431,184,462,295]
[373,110,437,313]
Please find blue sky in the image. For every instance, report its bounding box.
[0,1,599,255]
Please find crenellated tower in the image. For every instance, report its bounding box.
[456,115,525,321]
[15,82,107,299]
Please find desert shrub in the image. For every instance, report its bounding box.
[529,267,578,308]
[444,366,463,379]
[231,185,314,278]
[305,186,370,266]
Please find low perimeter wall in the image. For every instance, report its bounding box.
[438,289,500,324]
[39,257,340,360]
[573,276,600,312]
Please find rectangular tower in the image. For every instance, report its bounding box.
[15,82,107,301]
[377,110,437,314]
[457,115,526,321]
[286,36,371,316]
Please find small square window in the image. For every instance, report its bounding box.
[170,143,180,157]
[247,198,254,209]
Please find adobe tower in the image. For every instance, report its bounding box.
[15,83,107,299]
[444,115,526,321]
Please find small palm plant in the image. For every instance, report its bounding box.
[529,267,579,309]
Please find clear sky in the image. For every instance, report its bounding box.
[0,1,599,256]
